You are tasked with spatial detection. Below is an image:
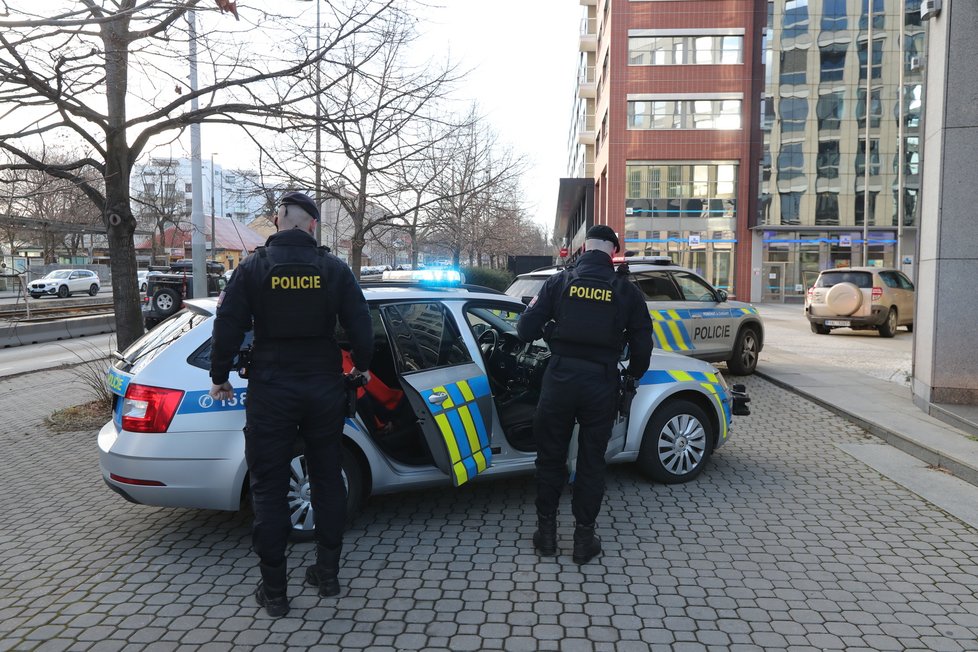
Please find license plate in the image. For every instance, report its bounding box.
[825,320,850,327]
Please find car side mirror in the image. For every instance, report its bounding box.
[716,289,728,302]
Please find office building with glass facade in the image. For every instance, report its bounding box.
[757,0,923,301]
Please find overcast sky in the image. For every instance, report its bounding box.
[197,1,583,232]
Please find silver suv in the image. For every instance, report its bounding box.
[805,267,915,337]
[506,257,764,375]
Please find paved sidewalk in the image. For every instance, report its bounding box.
[756,347,978,488]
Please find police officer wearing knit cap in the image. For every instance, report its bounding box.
[516,224,652,564]
[209,191,373,617]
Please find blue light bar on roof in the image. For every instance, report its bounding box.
[382,269,464,285]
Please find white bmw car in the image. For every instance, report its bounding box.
[99,283,749,539]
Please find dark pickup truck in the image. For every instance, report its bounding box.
[143,260,227,329]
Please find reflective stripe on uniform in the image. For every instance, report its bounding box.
[426,376,492,486]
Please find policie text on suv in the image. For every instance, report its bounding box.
[506,257,763,375]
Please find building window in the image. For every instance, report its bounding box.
[143,183,156,195]
[817,141,840,178]
[854,190,878,225]
[859,0,885,29]
[821,0,848,31]
[628,35,744,66]
[815,192,839,225]
[856,88,882,128]
[777,142,805,179]
[779,49,807,86]
[858,39,883,80]
[780,97,808,133]
[627,100,741,130]
[185,182,193,193]
[624,163,738,220]
[905,0,922,26]
[855,139,880,176]
[816,92,844,130]
[784,0,810,39]
[780,192,803,224]
[902,84,922,129]
[819,44,847,82]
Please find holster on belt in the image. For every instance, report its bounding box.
[344,373,368,417]
[617,370,637,419]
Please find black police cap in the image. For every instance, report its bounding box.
[585,225,620,253]
[279,191,320,221]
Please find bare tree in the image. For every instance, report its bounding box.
[0,0,395,348]
[132,157,187,265]
[426,108,527,267]
[259,9,462,277]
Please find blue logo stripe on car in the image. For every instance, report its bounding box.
[178,389,247,414]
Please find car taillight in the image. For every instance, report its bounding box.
[872,286,883,302]
[807,286,814,301]
[121,384,184,433]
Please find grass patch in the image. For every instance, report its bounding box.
[46,399,112,432]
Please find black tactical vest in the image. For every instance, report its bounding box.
[552,267,624,352]
[254,245,332,340]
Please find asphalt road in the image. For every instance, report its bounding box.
[753,302,913,388]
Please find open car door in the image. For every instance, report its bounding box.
[380,302,494,486]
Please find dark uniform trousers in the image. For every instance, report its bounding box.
[534,353,619,525]
[244,362,346,566]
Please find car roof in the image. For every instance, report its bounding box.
[185,284,521,318]
[516,259,692,278]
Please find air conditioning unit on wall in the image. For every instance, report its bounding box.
[921,0,942,20]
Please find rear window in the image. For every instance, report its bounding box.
[506,277,548,300]
[815,271,873,289]
[114,310,208,374]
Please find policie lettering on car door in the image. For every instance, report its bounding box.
[632,270,736,358]
[379,302,494,487]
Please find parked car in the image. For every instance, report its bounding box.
[506,257,764,375]
[137,270,161,293]
[805,266,915,337]
[99,283,750,539]
[143,260,226,329]
[28,269,100,299]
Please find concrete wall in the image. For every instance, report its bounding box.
[913,0,978,407]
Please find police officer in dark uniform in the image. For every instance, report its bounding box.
[516,225,652,564]
[209,191,373,617]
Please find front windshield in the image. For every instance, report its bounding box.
[44,270,71,279]
[506,277,547,300]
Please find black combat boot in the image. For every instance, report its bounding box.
[255,560,289,618]
[572,523,602,565]
[304,544,341,597]
[533,513,558,557]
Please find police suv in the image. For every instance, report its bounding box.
[507,257,764,375]
[99,280,749,539]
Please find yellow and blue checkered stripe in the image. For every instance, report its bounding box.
[649,309,694,352]
[639,369,732,440]
[648,305,759,352]
[424,375,492,486]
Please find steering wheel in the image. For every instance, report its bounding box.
[477,327,499,359]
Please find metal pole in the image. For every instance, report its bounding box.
[862,1,873,265]
[210,152,216,264]
[314,0,322,245]
[896,1,906,269]
[189,10,207,298]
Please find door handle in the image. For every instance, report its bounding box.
[427,392,448,405]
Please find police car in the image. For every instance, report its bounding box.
[507,257,764,375]
[98,281,749,539]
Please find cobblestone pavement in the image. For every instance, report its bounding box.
[3,369,978,651]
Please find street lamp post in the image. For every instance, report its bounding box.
[210,152,218,264]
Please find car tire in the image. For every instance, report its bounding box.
[825,282,862,316]
[879,307,898,338]
[152,287,181,317]
[57,285,69,298]
[810,322,830,335]
[726,327,759,375]
[637,399,714,484]
[288,445,365,542]
[88,284,99,296]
